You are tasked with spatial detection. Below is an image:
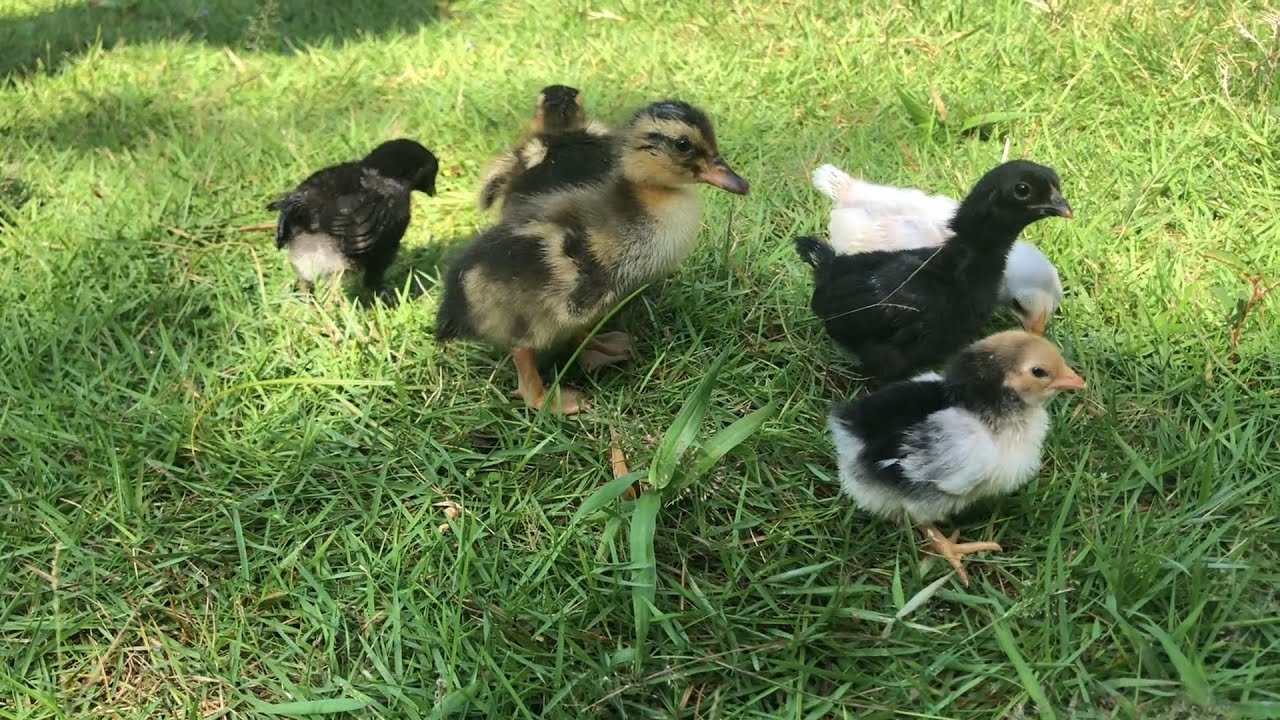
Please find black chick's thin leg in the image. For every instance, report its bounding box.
[363,264,396,307]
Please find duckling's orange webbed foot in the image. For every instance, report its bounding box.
[576,331,632,371]
[920,524,1003,586]
[512,347,587,415]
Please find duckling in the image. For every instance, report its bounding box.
[828,329,1086,585]
[268,138,439,296]
[478,85,614,214]
[796,160,1072,383]
[811,163,1064,334]
[436,100,749,414]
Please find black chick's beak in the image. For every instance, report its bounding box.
[697,156,750,195]
[1037,188,1073,218]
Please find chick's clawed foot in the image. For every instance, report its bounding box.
[577,331,632,371]
[921,525,1003,586]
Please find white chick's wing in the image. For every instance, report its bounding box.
[899,408,1001,497]
[828,208,952,256]
[844,180,959,222]
[812,163,959,221]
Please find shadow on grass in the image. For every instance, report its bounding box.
[1,0,447,79]
[3,89,198,149]
[382,235,467,306]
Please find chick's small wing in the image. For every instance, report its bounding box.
[323,180,411,257]
[901,408,1001,496]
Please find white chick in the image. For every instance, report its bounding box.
[811,163,1064,334]
[827,329,1086,585]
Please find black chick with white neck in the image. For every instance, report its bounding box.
[435,100,749,414]
[828,329,1086,585]
[268,138,438,296]
[796,160,1072,383]
[478,84,613,215]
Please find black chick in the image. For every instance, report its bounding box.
[796,160,1072,383]
[268,138,439,296]
[478,84,614,215]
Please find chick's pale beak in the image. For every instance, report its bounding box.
[697,157,750,195]
[1051,366,1086,391]
[1020,308,1050,335]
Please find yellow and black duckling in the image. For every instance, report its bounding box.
[477,84,614,215]
[436,100,750,414]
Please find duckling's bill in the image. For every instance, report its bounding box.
[697,156,750,195]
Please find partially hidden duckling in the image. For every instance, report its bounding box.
[478,84,614,215]
[828,330,1086,585]
[811,163,1064,334]
[436,100,749,414]
[268,138,439,297]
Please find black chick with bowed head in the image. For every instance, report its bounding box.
[268,138,439,296]
[478,84,614,216]
[796,160,1072,383]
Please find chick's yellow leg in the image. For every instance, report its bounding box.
[920,524,1003,586]
[575,331,632,371]
[512,347,586,415]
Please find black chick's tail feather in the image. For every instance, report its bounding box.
[794,235,835,272]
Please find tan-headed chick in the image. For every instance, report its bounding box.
[477,85,613,215]
[828,330,1086,585]
[435,100,749,414]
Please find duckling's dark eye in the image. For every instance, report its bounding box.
[1013,182,1032,200]
[1031,366,1049,379]
[672,138,694,155]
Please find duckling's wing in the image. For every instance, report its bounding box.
[478,150,522,211]
[899,408,1001,495]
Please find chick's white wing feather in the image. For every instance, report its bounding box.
[812,164,855,203]
[901,408,1001,496]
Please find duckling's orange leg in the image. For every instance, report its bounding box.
[920,525,1003,586]
[575,331,632,371]
[512,347,586,415]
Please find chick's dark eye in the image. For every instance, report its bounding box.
[673,138,694,154]
[1031,366,1050,379]
[1013,182,1032,200]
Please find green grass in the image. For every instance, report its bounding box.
[2,0,1278,717]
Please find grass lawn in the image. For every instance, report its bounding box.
[2,0,1278,717]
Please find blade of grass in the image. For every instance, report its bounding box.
[629,490,661,665]
[992,619,1057,720]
